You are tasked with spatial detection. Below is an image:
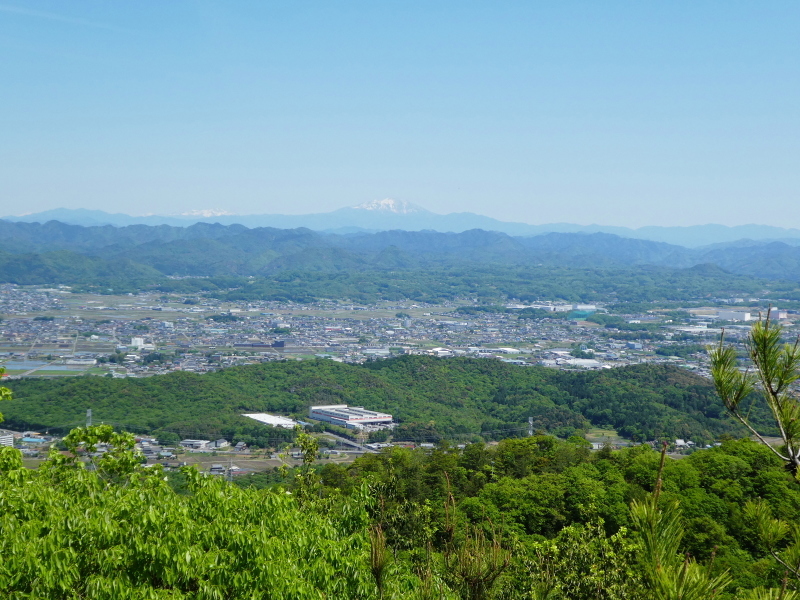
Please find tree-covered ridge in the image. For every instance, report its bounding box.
[4,218,800,302]
[2,357,770,444]
[548,366,752,441]
[5,218,800,281]
[209,264,788,304]
[0,248,162,289]
[3,250,791,303]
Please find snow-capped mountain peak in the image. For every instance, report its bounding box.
[181,209,234,217]
[351,198,426,215]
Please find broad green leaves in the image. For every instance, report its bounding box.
[0,367,11,423]
[0,455,378,599]
[5,418,800,598]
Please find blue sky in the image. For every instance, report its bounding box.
[1,1,799,227]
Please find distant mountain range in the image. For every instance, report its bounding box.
[2,218,800,283]
[6,199,800,248]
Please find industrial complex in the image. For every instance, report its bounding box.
[309,405,394,430]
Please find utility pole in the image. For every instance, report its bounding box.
[86,409,92,428]
[528,416,534,437]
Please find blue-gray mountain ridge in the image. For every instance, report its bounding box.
[6,200,800,248]
[2,218,800,281]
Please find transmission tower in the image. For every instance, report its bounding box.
[86,409,92,428]
[528,416,534,437]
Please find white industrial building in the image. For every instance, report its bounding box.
[507,303,574,312]
[242,413,298,429]
[309,405,393,429]
[768,309,789,320]
[130,337,156,351]
[429,347,453,357]
[717,310,752,322]
[552,304,573,312]
[717,308,788,321]
[180,439,211,450]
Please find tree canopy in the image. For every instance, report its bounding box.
[2,358,768,446]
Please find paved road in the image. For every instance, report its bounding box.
[321,432,375,453]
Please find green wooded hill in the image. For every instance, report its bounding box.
[2,357,770,445]
[3,219,800,302]
[5,218,800,281]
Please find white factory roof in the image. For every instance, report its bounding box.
[242,413,298,429]
[310,405,392,420]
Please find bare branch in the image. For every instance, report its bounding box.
[728,409,791,463]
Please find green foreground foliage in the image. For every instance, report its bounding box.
[709,312,800,588]
[3,425,800,598]
[0,435,381,599]
[710,313,800,475]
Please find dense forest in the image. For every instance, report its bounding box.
[2,253,795,304]
[1,357,774,446]
[205,264,793,305]
[2,423,800,598]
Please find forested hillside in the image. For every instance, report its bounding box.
[207,264,788,304]
[2,357,771,445]
[4,219,800,282]
[4,219,800,301]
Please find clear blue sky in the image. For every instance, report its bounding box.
[1,1,799,227]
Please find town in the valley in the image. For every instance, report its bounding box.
[2,283,795,475]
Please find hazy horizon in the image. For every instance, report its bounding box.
[7,201,800,235]
[2,2,799,228]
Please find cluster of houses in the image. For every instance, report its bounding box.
[179,439,248,452]
[2,286,798,381]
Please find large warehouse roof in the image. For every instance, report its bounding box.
[242,413,298,429]
[309,405,392,423]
